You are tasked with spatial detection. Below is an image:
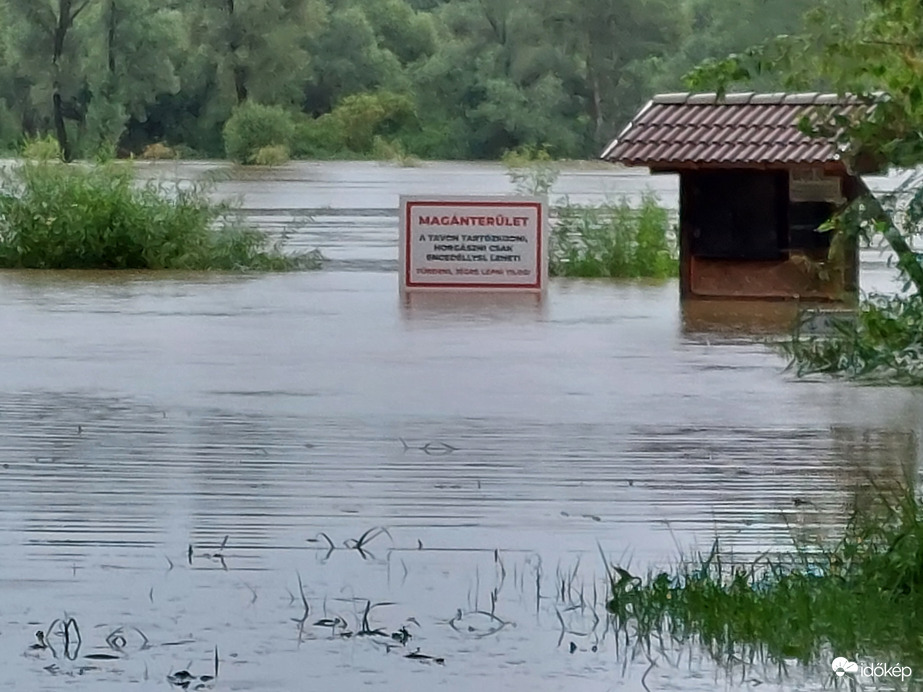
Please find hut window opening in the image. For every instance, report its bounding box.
[687,170,785,261]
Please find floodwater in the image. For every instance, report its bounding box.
[0,161,920,691]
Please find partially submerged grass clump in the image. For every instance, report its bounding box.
[503,148,678,279]
[252,144,290,167]
[551,194,678,279]
[783,294,923,384]
[0,160,321,270]
[607,483,923,669]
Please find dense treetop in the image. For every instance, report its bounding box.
[0,0,863,161]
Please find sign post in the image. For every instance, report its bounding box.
[399,196,548,294]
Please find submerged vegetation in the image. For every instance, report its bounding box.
[551,195,677,279]
[606,480,923,673]
[784,296,923,385]
[504,148,678,279]
[0,159,321,271]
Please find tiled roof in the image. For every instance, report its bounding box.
[600,92,873,168]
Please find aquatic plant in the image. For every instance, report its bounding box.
[782,294,923,385]
[550,193,678,279]
[606,480,923,672]
[0,160,322,271]
[503,148,678,279]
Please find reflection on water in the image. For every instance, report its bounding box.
[0,162,920,691]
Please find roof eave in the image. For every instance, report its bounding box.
[600,99,654,161]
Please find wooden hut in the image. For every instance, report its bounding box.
[601,92,878,301]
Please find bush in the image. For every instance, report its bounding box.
[21,135,62,162]
[252,144,290,166]
[223,102,296,164]
[0,160,322,271]
[328,91,417,154]
[370,136,419,166]
[502,146,677,279]
[291,114,345,159]
[783,294,923,384]
[550,194,678,279]
[140,142,177,160]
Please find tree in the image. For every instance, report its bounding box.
[541,0,684,144]
[303,5,404,116]
[410,0,586,157]
[82,0,184,157]
[191,0,325,108]
[3,0,98,161]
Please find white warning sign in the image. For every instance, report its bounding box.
[399,196,547,292]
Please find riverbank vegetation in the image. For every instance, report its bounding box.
[0,0,862,162]
[0,157,321,270]
[784,296,923,385]
[606,480,923,673]
[550,195,677,279]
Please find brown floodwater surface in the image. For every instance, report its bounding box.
[0,162,918,691]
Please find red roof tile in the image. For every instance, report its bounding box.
[601,92,873,168]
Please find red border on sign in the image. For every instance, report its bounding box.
[404,200,543,289]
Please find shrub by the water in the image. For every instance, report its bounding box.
[140,142,177,160]
[606,481,923,671]
[783,294,923,384]
[252,144,290,167]
[503,148,678,279]
[21,135,63,162]
[223,102,296,165]
[0,160,321,270]
[550,194,678,279]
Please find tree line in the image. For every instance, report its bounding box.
[0,0,862,161]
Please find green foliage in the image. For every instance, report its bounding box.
[21,136,62,162]
[140,142,177,160]
[607,481,923,669]
[223,102,296,164]
[502,149,676,279]
[0,0,870,160]
[370,136,419,165]
[329,91,416,153]
[502,144,559,195]
[783,295,923,384]
[550,194,678,279]
[291,114,345,159]
[252,144,291,167]
[0,160,321,271]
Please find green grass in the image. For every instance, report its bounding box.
[0,159,321,271]
[606,480,923,671]
[502,150,678,279]
[783,294,923,385]
[550,194,678,279]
